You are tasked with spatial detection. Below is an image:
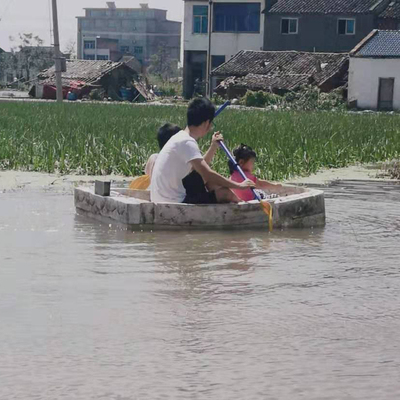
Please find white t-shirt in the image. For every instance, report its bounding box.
[151,130,203,203]
[145,153,158,177]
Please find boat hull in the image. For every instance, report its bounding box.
[74,186,326,230]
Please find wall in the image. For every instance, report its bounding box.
[184,0,265,58]
[183,0,265,97]
[348,57,400,110]
[264,14,375,52]
[77,9,181,64]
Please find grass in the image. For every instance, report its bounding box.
[1,102,400,180]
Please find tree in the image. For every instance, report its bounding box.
[148,43,179,81]
[63,39,77,60]
[8,33,55,82]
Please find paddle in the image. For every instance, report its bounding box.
[214,102,274,231]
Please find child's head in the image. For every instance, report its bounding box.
[157,123,181,150]
[228,144,257,174]
[187,97,215,135]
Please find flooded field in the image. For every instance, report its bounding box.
[1,180,399,399]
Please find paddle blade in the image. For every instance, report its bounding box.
[260,201,273,232]
[129,175,151,190]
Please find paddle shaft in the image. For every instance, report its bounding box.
[215,101,231,118]
[214,101,261,201]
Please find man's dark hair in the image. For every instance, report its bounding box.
[228,144,257,174]
[157,123,181,150]
[187,97,216,127]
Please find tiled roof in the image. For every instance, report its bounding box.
[351,29,400,57]
[269,0,385,14]
[37,59,135,86]
[379,1,400,18]
[212,50,349,92]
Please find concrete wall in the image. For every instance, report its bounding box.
[264,14,376,52]
[183,0,265,97]
[348,57,400,110]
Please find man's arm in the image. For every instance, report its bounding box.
[203,132,222,166]
[190,159,255,190]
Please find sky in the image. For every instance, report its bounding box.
[0,0,183,51]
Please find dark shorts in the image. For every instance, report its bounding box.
[182,171,217,204]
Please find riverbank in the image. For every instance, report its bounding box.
[0,163,396,193]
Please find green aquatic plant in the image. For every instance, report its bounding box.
[0,102,399,180]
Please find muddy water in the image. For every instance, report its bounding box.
[1,180,399,400]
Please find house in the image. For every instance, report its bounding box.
[378,0,400,29]
[348,29,400,110]
[77,2,181,64]
[183,0,266,98]
[264,0,400,53]
[212,50,349,98]
[32,59,141,100]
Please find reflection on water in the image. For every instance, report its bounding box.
[0,181,400,399]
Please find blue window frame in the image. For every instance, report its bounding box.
[84,54,95,60]
[97,55,109,60]
[193,5,208,34]
[134,46,143,54]
[214,3,260,33]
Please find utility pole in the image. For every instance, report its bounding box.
[206,0,213,98]
[52,0,63,102]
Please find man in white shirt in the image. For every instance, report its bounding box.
[151,98,255,204]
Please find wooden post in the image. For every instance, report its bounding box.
[52,0,63,103]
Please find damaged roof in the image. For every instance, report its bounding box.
[379,1,400,18]
[351,29,400,57]
[37,59,136,86]
[269,0,387,14]
[212,50,349,91]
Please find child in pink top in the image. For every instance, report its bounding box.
[229,144,282,202]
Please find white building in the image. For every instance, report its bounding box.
[183,0,266,98]
[348,29,400,111]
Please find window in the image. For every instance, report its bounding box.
[84,40,96,49]
[281,18,298,34]
[134,46,143,54]
[212,55,226,69]
[84,54,95,60]
[108,19,117,28]
[121,46,130,53]
[338,19,355,35]
[193,5,208,34]
[97,55,109,60]
[214,3,260,33]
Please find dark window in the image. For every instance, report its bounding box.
[193,5,208,34]
[281,18,298,34]
[121,46,130,53]
[97,55,109,60]
[212,55,226,70]
[84,40,96,49]
[213,3,260,33]
[338,19,355,35]
[134,46,143,54]
[84,54,95,60]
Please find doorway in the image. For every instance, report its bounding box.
[378,78,395,110]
